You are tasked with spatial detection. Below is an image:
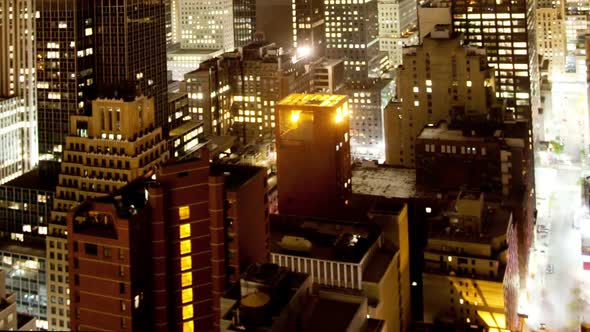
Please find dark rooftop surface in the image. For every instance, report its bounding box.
[3,161,60,192]
[305,298,360,332]
[270,214,380,263]
[17,313,35,329]
[363,250,395,283]
[210,163,264,190]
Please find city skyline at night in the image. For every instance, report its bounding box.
[0,0,589,331]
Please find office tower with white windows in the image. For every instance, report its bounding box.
[0,0,38,184]
[378,0,419,68]
[537,0,567,75]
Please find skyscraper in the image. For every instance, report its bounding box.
[275,93,351,217]
[292,0,325,56]
[94,0,168,132]
[233,0,256,48]
[36,0,96,159]
[378,0,419,68]
[46,93,169,330]
[0,0,38,183]
[450,0,540,120]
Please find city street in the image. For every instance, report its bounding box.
[525,57,589,331]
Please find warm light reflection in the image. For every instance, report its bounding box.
[290,110,301,123]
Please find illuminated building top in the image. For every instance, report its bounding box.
[277,93,348,109]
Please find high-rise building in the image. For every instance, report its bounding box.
[94,0,168,133]
[275,93,351,217]
[384,27,498,167]
[47,94,169,330]
[171,0,235,51]
[422,192,520,330]
[378,0,419,68]
[35,0,95,159]
[450,0,540,120]
[0,269,37,331]
[233,0,256,48]
[291,0,325,56]
[537,0,567,75]
[0,0,38,183]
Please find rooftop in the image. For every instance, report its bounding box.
[210,163,264,190]
[270,214,380,263]
[352,166,419,199]
[278,93,348,108]
[418,123,487,142]
[304,298,361,332]
[0,240,46,258]
[3,161,60,192]
[169,120,203,137]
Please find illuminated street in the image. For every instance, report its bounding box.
[527,57,589,331]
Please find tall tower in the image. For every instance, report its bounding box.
[36,0,96,159]
[46,94,169,330]
[94,0,168,132]
[451,0,539,120]
[378,0,418,68]
[0,0,38,183]
[233,0,256,48]
[275,93,351,217]
[292,0,325,57]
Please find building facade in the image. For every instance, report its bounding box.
[46,95,169,330]
[537,3,566,76]
[378,0,418,68]
[451,0,539,120]
[0,269,37,330]
[291,0,325,56]
[35,0,96,159]
[384,28,497,167]
[0,0,38,183]
[275,94,351,217]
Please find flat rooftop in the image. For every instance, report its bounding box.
[169,120,203,137]
[270,214,379,263]
[3,161,60,192]
[210,164,264,190]
[418,125,487,142]
[352,166,418,199]
[428,202,511,244]
[305,298,361,332]
[278,93,348,108]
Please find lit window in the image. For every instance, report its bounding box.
[426,80,432,86]
[85,27,93,36]
[466,81,472,87]
[182,272,192,287]
[183,321,194,332]
[182,288,193,303]
[181,256,192,271]
[180,224,190,238]
[182,305,194,320]
[179,206,190,220]
[180,240,191,255]
[425,207,432,213]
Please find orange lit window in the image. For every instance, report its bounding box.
[183,321,194,332]
[181,272,192,287]
[182,288,193,303]
[181,256,192,271]
[179,224,191,238]
[180,239,191,255]
[179,206,190,220]
[182,304,193,320]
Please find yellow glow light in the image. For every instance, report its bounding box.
[290,110,301,123]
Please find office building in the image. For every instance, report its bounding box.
[384,27,498,167]
[0,0,38,183]
[310,58,345,93]
[291,0,325,56]
[0,269,37,330]
[94,0,168,133]
[275,94,351,217]
[537,0,567,75]
[47,94,169,330]
[422,192,520,331]
[414,121,532,197]
[210,164,270,284]
[235,43,311,142]
[233,0,256,48]
[450,0,539,120]
[378,0,419,68]
[35,0,95,159]
[167,49,224,81]
[182,43,312,143]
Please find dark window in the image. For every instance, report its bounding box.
[103,247,111,257]
[119,283,125,294]
[84,243,98,255]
